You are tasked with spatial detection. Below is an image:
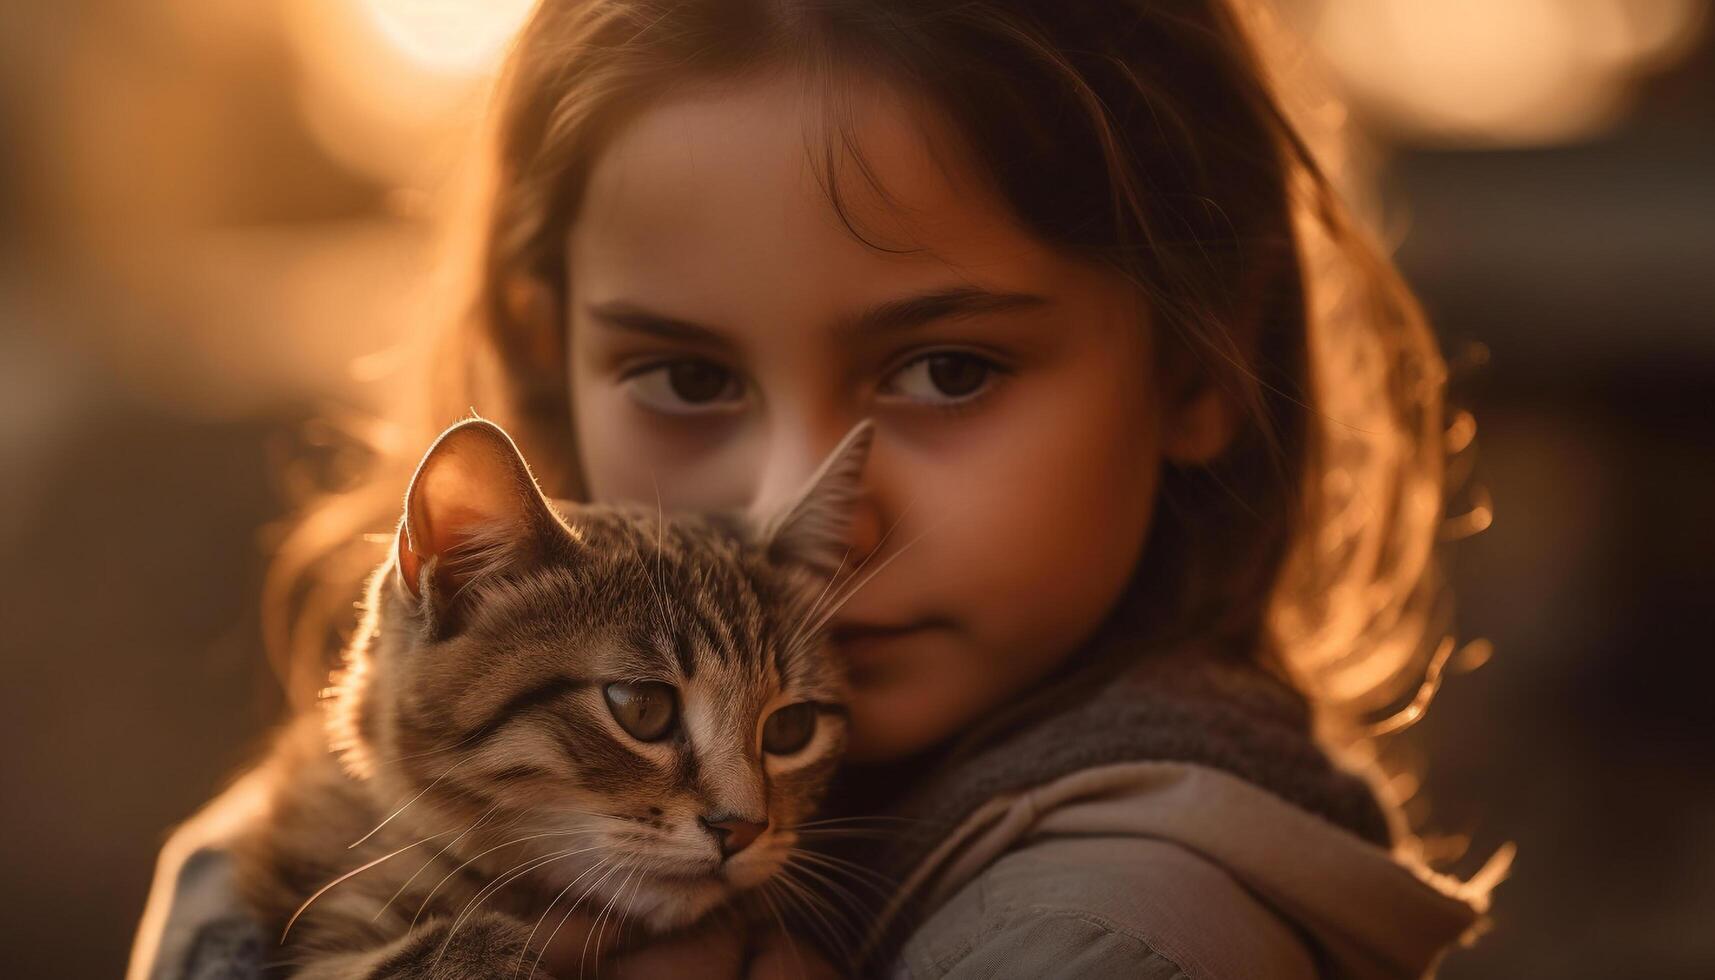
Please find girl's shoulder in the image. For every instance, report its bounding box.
[898,828,1315,980]
[128,772,272,980]
[884,760,1492,980]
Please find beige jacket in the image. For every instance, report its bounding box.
[870,760,1510,979]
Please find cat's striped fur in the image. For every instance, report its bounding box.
[229,418,871,977]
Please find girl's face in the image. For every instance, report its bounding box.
[564,73,1207,762]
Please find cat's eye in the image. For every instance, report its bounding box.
[622,359,745,415]
[761,702,818,755]
[603,682,678,741]
[878,351,1001,407]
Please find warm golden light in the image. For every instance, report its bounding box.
[1306,0,1707,145]
[281,0,536,186]
[354,0,539,76]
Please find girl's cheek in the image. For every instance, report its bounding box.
[926,364,1156,647]
[573,383,659,504]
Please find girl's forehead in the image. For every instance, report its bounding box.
[566,73,1069,336]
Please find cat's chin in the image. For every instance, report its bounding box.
[623,873,733,931]
[620,858,788,932]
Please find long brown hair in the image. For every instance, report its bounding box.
[268,0,1458,803]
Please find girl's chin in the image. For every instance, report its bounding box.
[841,684,959,764]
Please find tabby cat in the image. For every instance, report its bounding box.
[229,416,873,977]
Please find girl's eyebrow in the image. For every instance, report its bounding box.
[837,286,1051,337]
[584,301,733,348]
[584,286,1050,346]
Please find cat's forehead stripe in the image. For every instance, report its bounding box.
[457,673,590,747]
[670,628,698,679]
[684,605,730,667]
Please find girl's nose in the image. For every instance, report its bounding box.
[843,493,884,569]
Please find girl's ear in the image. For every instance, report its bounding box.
[753,419,875,576]
[1162,250,1281,466]
[1162,382,1243,465]
[396,418,567,624]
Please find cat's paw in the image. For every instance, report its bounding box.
[366,911,558,980]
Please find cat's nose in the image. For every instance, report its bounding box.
[700,813,767,858]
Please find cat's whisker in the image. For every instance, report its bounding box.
[790,828,900,843]
[782,858,864,961]
[795,541,857,636]
[784,526,883,658]
[514,850,649,980]
[646,473,672,630]
[787,851,888,917]
[433,845,597,972]
[650,472,678,635]
[373,728,487,766]
[590,860,649,980]
[761,877,824,965]
[834,491,918,592]
[411,830,603,932]
[374,804,499,922]
[778,498,927,665]
[283,828,456,941]
[575,857,633,979]
[528,853,614,980]
[449,846,588,934]
[788,848,897,904]
[775,863,860,965]
[347,755,475,849]
[757,880,811,980]
[794,814,923,828]
[588,858,646,980]
[793,860,870,945]
[791,847,907,893]
[788,495,918,654]
[521,850,619,979]
[615,858,655,949]
[808,516,945,640]
[515,851,614,980]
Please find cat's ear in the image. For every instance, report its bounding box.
[396,418,565,618]
[753,419,875,576]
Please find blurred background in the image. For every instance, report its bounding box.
[2,1,1711,976]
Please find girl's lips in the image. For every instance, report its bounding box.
[830,617,932,640]
[828,617,947,660]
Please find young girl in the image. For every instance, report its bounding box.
[131,0,1507,976]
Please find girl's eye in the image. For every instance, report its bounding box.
[603,681,678,741]
[623,359,744,415]
[761,702,817,755]
[880,351,999,406]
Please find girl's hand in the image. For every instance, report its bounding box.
[608,920,745,978]
[535,910,839,978]
[743,929,844,980]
